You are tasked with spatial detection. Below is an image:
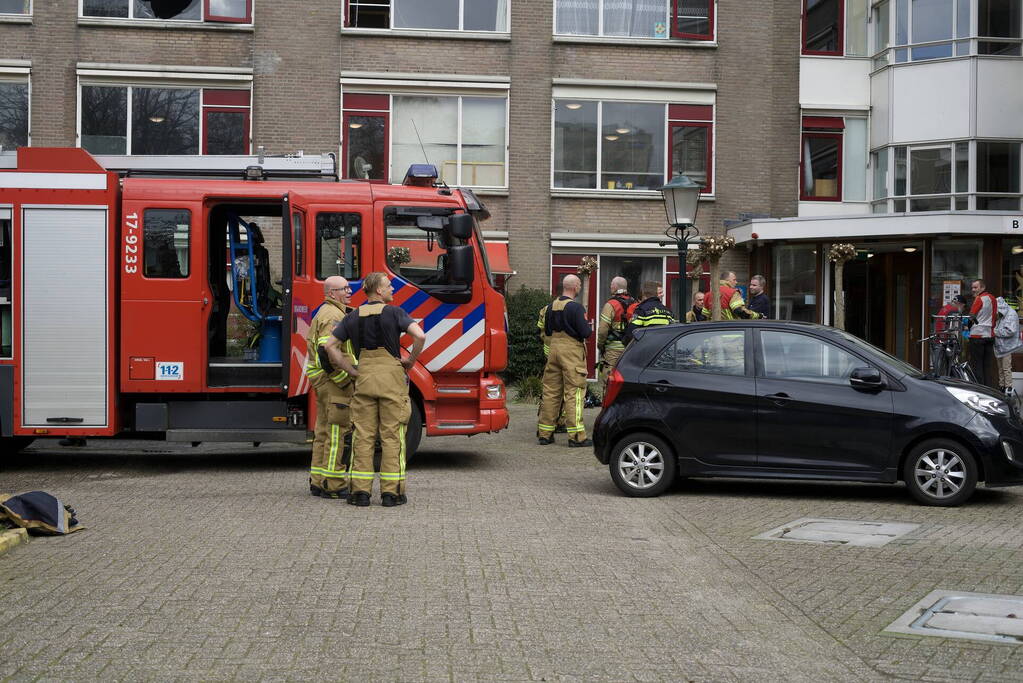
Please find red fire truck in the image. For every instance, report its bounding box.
[0,148,508,455]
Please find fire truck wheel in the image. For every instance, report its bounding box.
[405,400,423,461]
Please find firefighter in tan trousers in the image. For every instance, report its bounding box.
[305,276,356,499]
[327,272,425,507]
[597,276,634,396]
[537,274,593,447]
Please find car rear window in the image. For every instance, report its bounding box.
[651,330,746,376]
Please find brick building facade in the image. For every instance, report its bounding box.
[0,0,800,314]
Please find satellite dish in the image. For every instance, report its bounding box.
[149,0,194,19]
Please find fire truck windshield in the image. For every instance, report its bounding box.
[383,207,475,303]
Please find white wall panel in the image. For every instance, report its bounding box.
[797,201,871,218]
[800,57,871,109]
[976,60,1023,139]
[891,61,971,143]
[22,207,108,427]
[870,70,890,149]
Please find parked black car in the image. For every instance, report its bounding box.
[593,320,1023,506]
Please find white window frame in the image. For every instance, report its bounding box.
[77,0,253,25]
[0,0,31,16]
[340,74,510,189]
[346,0,511,34]
[550,81,716,198]
[552,0,717,42]
[0,61,31,149]
[75,65,252,157]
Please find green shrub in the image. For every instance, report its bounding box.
[503,285,551,386]
[514,376,544,403]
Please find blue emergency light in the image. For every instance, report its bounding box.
[404,164,439,187]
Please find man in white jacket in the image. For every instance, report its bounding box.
[994,297,1022,395]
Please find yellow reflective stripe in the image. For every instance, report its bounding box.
[537,423,556,431]
[599,314,613,323]
[542,344,550,355]
[310,467,347,478]
[398,423,407,493]
[306,367,324,377]
[327,424,339,474]
[379,473,407,480]
[348,473,375,480]
[575,387,583,428]
[316,335,333,345]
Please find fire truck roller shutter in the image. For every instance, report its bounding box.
[22,207,108,427]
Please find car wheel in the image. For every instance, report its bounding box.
[608,432,677,498]
[903,439,978,507]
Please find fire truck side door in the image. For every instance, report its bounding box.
[282,192,309,397]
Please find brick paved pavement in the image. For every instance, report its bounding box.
[2,403,1023,681]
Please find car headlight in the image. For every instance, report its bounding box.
[946,386,1010,417]
[486,385,502,400]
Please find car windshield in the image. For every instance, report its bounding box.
[832,329,924,378]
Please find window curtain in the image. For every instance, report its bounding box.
[604,0,667,38]
[391,95,458,183]
[495,0,509,30]
[556,0,598,34]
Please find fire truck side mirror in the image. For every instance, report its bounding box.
[448,244,475,286]
[447,213,473,241]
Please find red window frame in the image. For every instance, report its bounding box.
[800,131,844,202]
[201,89,250,155]
[204,0,252,23]
[801,0,844,56]
[668,104,714,195]
[671,0,715,41]
[342,93,391,183]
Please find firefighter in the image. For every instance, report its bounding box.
[597,276,635,395]
[537,300,567,434]
[625,281,675,342]
[717,270,762,320]
[537,274,592,447]
[305,276,356,499]
[327,272,425,507]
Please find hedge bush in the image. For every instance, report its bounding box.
[503,285,551,386]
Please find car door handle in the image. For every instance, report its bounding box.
[652,379,672,393]
[765,392,790,406]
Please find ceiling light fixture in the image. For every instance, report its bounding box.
[1012,245,1023,255]
[615,127,631,134]
[349,122,363,129]
[903,246,918,253]
[148,116,165,123]
[565,103,583,110]
[604,134,619,141]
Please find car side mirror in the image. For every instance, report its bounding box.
[849,366,885,391]
[448,244,475,285]
[447,213,473,241]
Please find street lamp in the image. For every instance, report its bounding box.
[659,174,703,320]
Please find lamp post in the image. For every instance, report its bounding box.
[659,175,703,321]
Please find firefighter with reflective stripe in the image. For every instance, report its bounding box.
[537,274,592,447]
[717,270,762,320]
[305,276,356,499]
[625,281,675,343]
[597,276,635,395]
[327,272,425,507]
[536,301,568,433]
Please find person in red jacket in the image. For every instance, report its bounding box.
[969,279,998,388]
[934,294,967,339]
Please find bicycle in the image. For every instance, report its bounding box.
[921,313,977,383]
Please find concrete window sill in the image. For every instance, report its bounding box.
[341,28,511,42]
[78,17,253,32]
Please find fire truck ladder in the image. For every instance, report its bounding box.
[93,150,338,181]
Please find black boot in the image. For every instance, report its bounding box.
[348,491,370,507]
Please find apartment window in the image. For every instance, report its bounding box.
[669,105,713,193]
[800,117,842,201]
[875,142,975,212]
[0,1,30,14]
[803,0,843,54]
[891,0,968,62]
[80,85,250,155]
[346,0,508,31]
[0,81,28,149]
[978,0,1023,55]
[554,0,714,41]
[554,98,710,192]
[341,92,507,187]
[82,0,251,22]
[977,142,1022,210]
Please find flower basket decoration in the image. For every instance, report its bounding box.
[576,256,598,277]
[698,236,735,320]
[828,243,857,331]
[386,246,411,267]
[684,250,704,280]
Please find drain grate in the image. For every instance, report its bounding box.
[753,518,920,547]
[885,591,1023,644]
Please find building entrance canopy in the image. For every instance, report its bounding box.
[727,212,1023,244]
